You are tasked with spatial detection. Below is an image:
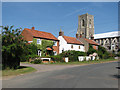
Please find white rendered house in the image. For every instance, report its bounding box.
[58,30,85,53]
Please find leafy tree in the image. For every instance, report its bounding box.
[97,45,112,59]
[2,26,28,69]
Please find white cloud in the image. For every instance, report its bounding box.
[64,8,87,17]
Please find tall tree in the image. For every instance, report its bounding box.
[2,26,28,69]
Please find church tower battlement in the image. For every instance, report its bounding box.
[77,13,94,39]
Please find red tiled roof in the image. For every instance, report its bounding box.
[24,28,58,41]
[63,36,83,45]
[83,38,99,45]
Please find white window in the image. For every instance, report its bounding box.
[53,41,57,46]
[54,51,57,55]
[37,39,41,44]
[38,50,41,56]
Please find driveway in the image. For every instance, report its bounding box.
[3,62,118,88]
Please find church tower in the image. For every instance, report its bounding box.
[77,13,94,39]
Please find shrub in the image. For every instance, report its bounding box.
[30,59,42,64]
[59,50,87,62]
[97,45,114,59]
[87,44,97,55]
[51,55,64,62]
[27,54,40,59]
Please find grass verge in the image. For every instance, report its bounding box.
[2,66,36,77]
[21,58,117,65]
[47,58,118,65]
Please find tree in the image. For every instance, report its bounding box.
[2,26,28,69]
[97,45,111,59]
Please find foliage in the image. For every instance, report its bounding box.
[87,44,97,55]
[27,43,38,55]
[30,59,42,64]
[115,51,120,57]
[97,45,113,59]
[2,26,28,69]
[32,39,54,56]
[59,50,87,62]
[51,55,64,62]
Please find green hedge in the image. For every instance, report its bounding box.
[30,59,42,64]
[59,50,87,62]
[51,55,64,62]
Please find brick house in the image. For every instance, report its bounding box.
[21,27,59,56]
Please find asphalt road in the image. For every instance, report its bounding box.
[2,62,118,88]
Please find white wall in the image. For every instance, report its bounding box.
[58,36,85,53]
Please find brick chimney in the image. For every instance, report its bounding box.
[76,31,79,39]
[59,29,64,36]
[80,34,82,38]
[31,27,35,30]
[91,34,94,40]
[76,33,79,39]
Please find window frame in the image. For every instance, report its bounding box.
[37,39,41,44]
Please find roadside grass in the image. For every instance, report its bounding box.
[2,66,36,77]
[21,58,117,65]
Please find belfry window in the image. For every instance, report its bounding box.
[89,19,92,28]
[82,19,85,26]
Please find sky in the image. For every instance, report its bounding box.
[2,2,118,37]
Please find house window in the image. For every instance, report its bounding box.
[54,51,57,55]
[62,48,64,53]
[38,50,41,56]
[71,45,73,49]
[53,41,57,46]
[79,46,81,49]
[37,39,41,44]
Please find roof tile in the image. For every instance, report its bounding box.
[24,28,58,41]
[63,36,83,45]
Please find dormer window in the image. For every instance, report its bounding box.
[37,39,41,44]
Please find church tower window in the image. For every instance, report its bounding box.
[81,19,85,27]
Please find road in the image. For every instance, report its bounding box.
[2,62,118,88]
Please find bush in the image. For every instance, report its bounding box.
[59,50,87,62]
[97,45,114,59]
[51,55,64,62]
[27,54,40,59]
[87,44,97,55]
[30,59,42,64]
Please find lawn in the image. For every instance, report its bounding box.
[2,66,36,77]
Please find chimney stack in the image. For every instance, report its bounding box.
[76,31,79,39]
[80,34,82,38]
[91,34,94,40]
[59,29,64,36]
[31,27,35,30]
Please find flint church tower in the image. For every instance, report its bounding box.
[77,13,94,39]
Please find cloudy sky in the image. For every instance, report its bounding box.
[2,2,118,37]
